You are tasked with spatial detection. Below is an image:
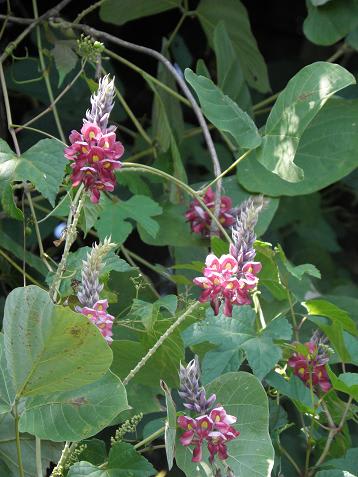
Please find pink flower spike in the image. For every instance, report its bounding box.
[242,261,262,275]
[195,415,213,439]
[177,415,197,431]
[205,254,220,271]
[219,254,239,274]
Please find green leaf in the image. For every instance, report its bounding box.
[19,371,128,441]
[160,380,176,470]
[277,244,321,280]
[112,320,184,388]
[183,307,288,381]
[0,139,68,206]
[213,21,252,112]
[236,99,358,196]
[185,69,262,149]
[0,413,62,477]
[328,370,358,401]
[97,195,162,245]
[255,62,355,182]
[304,300,357,362]
[304,0,358,46]
[1,182,23,221]
[322,448,358,475]
[0,230,47,276]
[197,0,270,93]
[100,0,181,25]
[52,41,78,87]
[138,203,203,247]
[176,372,274,476]
[0,334,15,415]
[265,371,316,412]
[3,286,112,397]
[68,441,155,477]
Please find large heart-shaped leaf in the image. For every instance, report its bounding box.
[19,371,128,441]
[3,286,112,397]
[185,69,261,149]
[255,62,355,182]
[175,372,274,476]
[197,0,270,92]
[237,99,358,196]
[0,139,67,206]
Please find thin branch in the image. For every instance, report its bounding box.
[53,19,223,233]
[15,65,85,133]
[0,0,73,64]
[123,301,200,385]
[0,249,44,287]
[0,14,34,25]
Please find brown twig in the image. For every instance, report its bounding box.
[52,18,223,234]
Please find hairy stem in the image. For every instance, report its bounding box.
[35,437,42,477]
[32,0,66,143]
[123,301,200,385]
[133,426,165,449]
[14,401,25,477]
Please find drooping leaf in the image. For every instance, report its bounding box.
[19,371,128,441]
[213,21,252,112]
[52,41,78,87]
[3,286,112,397]
[265,371,316,412]
[321,448,358,475]
[100,0,181,25]
[0,139,68,206]
[197,0,270,92]
[303,0,358,46]
[175,372,274,476]
[185,69,262,149]
[255,62,355,182]
[1,182,23,221]
[68,441,155,477]
[236,99,358,196]
[328,370,358,401]
[160,380,176,470]
[96,195,162,245]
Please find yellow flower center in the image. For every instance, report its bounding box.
[82,147,88,153]
[298,367,305,375]
[187,424,192,430]
[97,305,103,311]
[87,314,93,319]
[89,131,96,139]
[104,141,110,148]
[213,278,220,285]
[215,415,221,422]
[226,282,234,289]
[201,421,208,429]
[104,162,111,168]
[92,155,99,162]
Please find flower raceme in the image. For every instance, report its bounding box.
[288,340,331,392]
[78,299,115,344]
[185,187,235,238]
[177,406,240,463]
[193,253,261,317]
[65,122,124,203]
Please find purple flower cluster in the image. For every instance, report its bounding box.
[79,299,115,344]
[177,358,240,464]
[185,187,235,238]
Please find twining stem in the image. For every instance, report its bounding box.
[32,0,66,143]
[123,301,200,385]
[104,49,191,107]
[101,66,152,146]
[120,245,160,299]
[122,163,232,243]
[14,401,25,477]
[200,149,252,193]
[35,437,42,477]
[49,185,85,302]
[54,19,223,233]
[11,124,67,145]
[0,249,44,287]
[0,0,72,64]
[133,426,165,449]
[16,65,85,133]
[122,247,176,283]
[73,0,106,23]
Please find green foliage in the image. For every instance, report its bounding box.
[185,68,262,149]
[100,0,181,25]
[3,286,113,397]
[176,372,274,476]
[197,0,270,92]
[0,139,68,206]
[67,441,155,476]
[160,380,176,470]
